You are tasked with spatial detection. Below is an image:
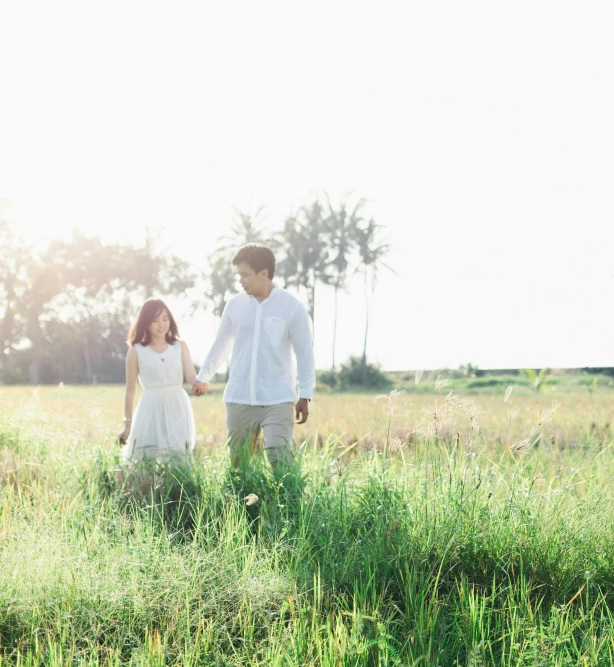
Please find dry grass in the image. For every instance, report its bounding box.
[0,448,40,490]
[0,383,611,461]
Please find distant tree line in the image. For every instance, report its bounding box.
[0,195,392,385]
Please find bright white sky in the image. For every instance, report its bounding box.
[1,1,612,371]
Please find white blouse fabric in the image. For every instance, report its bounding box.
[121,341,196,463]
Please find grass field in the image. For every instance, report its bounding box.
[1,379,614,665]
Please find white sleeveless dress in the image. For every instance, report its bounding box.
[121,342,196,463]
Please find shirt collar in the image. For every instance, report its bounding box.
[251,284,279,305]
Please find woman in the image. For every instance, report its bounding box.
[117,298,205,463]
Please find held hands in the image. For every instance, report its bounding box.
[190,381,209,397]
[295,398,310,424]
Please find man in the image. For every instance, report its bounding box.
[193,243,315,469]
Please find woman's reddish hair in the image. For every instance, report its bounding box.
[128,298,179,347]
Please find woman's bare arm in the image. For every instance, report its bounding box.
[180,340,199,386]
[118,346,138,442]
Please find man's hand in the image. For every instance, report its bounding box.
[190,381,210,396]
[295,398,310,424]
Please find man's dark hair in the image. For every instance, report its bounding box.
[232,243,276,279]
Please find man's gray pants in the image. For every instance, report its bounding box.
[225,402,294,467]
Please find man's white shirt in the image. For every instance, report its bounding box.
[197,286,316,406]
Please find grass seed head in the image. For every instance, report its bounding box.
[459,403,484,421]
[245,493,259,506]
[538,401,562,426]
[435,375,449,392]
[388,437,403,452]
[511,438,529,453]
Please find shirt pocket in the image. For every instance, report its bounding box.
[263,316,287,348]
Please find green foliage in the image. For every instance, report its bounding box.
[394,371,614,396]
[458,361,480,377]
[465,376,526,389]
[0,423,22,452]
[521,367,550,392]
[582,371,599,394]
[337,355,392,389]
[3,416,614,664]
[86,453,210,536]
[0,195,394,386]
[0,225,197,385]
[316,369,337,387]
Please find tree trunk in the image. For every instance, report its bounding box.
[360,270,370,383]
[308,278,316,342]
[27,317,44,385]
[0,306,15,379]
[29,346,42,385]
[0,273,16,352]
[83,336,92,384]
[331,285,338,372]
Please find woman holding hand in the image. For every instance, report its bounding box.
[117,298,206,463]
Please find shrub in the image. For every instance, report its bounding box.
[317,369,337,387]
[85,452,209,536]
[337,356,391,389]
[466,376,529,389]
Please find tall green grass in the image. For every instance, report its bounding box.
[1,403,614,665]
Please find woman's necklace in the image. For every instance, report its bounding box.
[150,338,169,361]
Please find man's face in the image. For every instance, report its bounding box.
[236,261,268,295]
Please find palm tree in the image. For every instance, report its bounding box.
[196,207,269,382]
[275,214,301,290]
[204,247,238,320]
[218,206,269,251]
[324,195,363,373]
[352,216,394,382]
[276,200,331,338]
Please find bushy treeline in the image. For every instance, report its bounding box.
[0,196,391,385]
[0,226,196,384]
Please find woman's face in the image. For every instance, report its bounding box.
[148,309,170,339]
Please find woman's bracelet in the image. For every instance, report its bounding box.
[123,418,132,423]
